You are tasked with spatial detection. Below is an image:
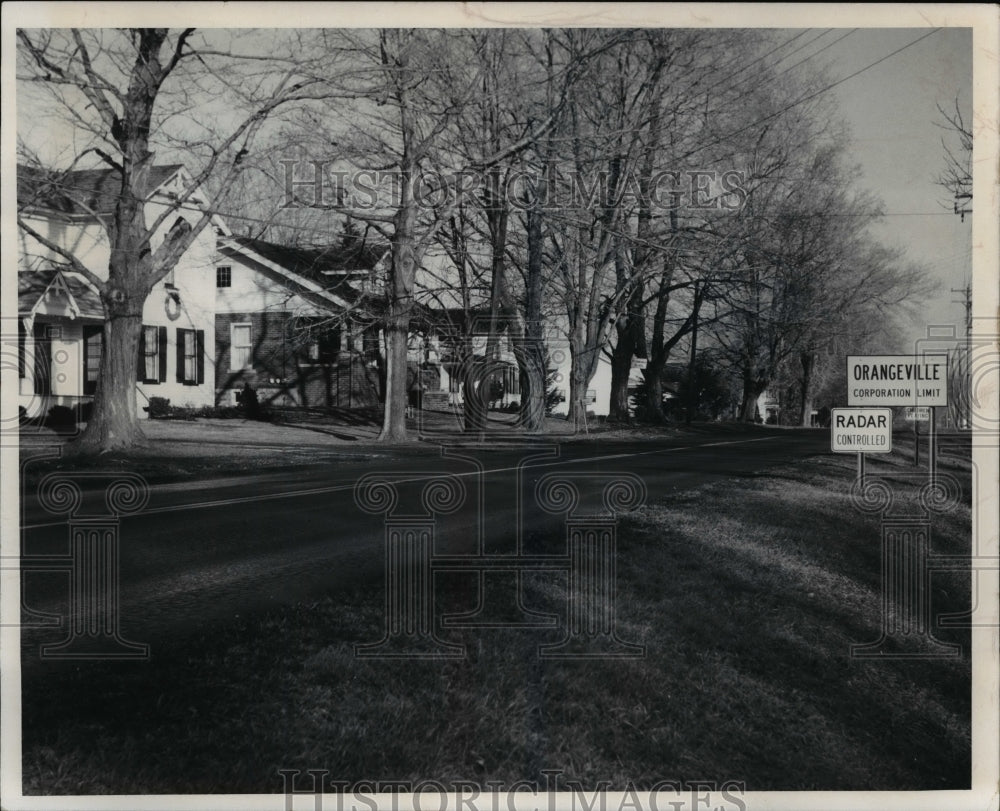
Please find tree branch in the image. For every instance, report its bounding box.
[69,29,122,128]
[17,216,108,293]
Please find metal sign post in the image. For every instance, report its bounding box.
[903,406,930,467]
[844,354,961,659]
[929,406,936,486]
[832,407,891,495]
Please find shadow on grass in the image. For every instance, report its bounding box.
[271,421,362,442]
[20,453,972,794]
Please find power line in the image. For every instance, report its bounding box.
[22,177,970,274]
[18,29,946,247]
[677,28,942,165]
[869,212,967,217]
[682,29,856,141]
[771,29,858,80]
[767,28,836,72]
[694,29,815,100]
[19,171,966,264]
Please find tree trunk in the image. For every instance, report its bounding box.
[378,199,416,442]
[607,48,662,422]
[72,309,145,452]
[461,351,487,434]
[643,350,668,424]
[739,374,766,423]
[608,333,634,422]
[642,366,665,422]
[566,317,600,432]
[799,351,814,426]
[567,360,590,432]
[516,339,546,432]
[642,258,675,423]
[20,29,287,454]
[378,38,417,443]
[380,311,410,441]
[608,283,644,422]
[72,149,156,453]
[606,235,637,424]
[685,282,702,424]
[517,169,548,433]
[467,168,510,434]
[517,205,546,432]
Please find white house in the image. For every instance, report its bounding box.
[406,248,628,418]
[213,234,385,409]
[17,164,221,419]
[547,349,618,418]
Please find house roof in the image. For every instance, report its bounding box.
[218,235,383,317]
[227,235,386,280]
[17,164,185,218]
[409,304,495,334]
[18,269,104,319]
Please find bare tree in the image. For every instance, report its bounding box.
[422,29,597,434]
[295,29,559,441]
[17,28,322,452]
[428,30,540,433]
[710,134,934,422]
[604,28,744,422]
[935,95,973,216]
[541,29,678,430]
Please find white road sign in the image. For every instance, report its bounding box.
[831,408,893,453]
[904,407,931,422]
[847,355,947,407]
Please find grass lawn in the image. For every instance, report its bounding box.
[20,441,972,794]
[18,411,731,485]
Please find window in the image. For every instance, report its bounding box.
[83,325,102,395]
[142,326,159,381]
[18,321,26,378]
[306,325,341,364]
[176,328,204,385]
[32,323,52,395]
[505,365,520,396]
[216,266,232,288]
[137,325,167,383]
[231,323,252,371]
[182,330,196,383]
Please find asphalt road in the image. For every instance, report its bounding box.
[18,428,830,660]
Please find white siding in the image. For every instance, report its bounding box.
[215,253,332,318]
[18,175,220,416]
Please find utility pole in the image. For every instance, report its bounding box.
[951,280,972,338]
[950,176,972,428]
[950,280,972,430]
[954,191,972,222]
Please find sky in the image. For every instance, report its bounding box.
[11,21,977,349]
[821,27,974,345]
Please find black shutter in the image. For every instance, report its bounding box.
[33,323,51,396]
[18,321,26,378]
[176,328,186,383]
[82,325,102,396]
[137,326,146,381]
[196,330,205,385]
[158,326,167,382]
